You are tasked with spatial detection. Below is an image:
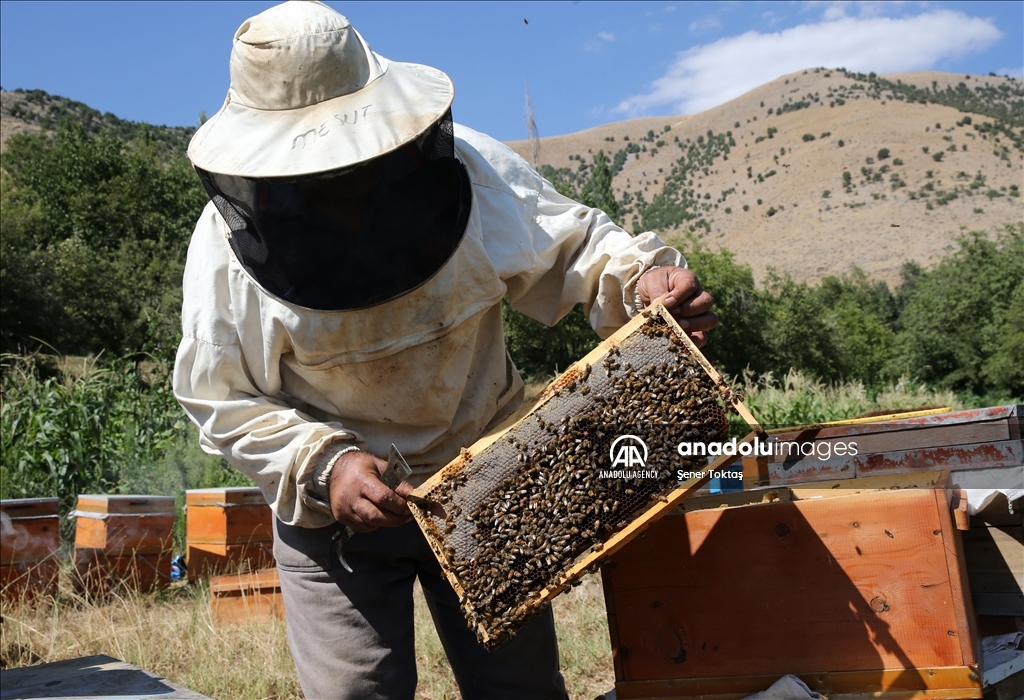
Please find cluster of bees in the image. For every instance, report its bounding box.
[425,316,731,648]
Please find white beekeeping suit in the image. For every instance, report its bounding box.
[174,123,683,527]
[171,4,717,698]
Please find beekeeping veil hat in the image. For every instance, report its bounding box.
[188,1,470,312]
[188,0,454,177]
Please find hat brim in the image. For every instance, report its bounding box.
[188,58,454,178]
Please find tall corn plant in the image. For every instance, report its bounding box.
[0,353,183,513]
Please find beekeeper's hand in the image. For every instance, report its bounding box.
[636,266,718,347]
[329,450,414,532]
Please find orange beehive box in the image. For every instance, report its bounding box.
[73,549,174,593]
[72,495,175,593]
[601,479,982,699]
[185,487,273,580]
[73,494,176,553]
[0,498,60,604]
[210,567,285,626]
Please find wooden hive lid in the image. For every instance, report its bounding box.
[185,487,267,507]
[767,403,1021,440]
[0,497,59,518]
[75,494,176,515]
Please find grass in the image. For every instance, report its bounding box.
[1,568,613,700]
[1,576,300,699]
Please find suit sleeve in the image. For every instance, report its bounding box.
[172,203,357,528]
[458,126,685,339]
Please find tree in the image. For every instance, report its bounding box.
[1,122,206,356]
[814,271,897,386]
[670,234,768,377]
[759,273,841,382]
[3,122,203,254]
[891,227,1023,398]
[579,150,620,220]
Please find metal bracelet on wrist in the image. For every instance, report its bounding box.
[316,444,363,491]
[633,264,663,313]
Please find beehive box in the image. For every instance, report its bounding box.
[72,495,175,592]
[0,497,60,604]
[765,404,1023,485]
[185,487,273,581]
[601,474,982,699]
[962,493,1024,620]
[409,304,761,648]
[210,568,284,626]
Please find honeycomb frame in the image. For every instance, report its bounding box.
[409,302,763,647]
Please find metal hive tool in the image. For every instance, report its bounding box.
[408,303,763,648]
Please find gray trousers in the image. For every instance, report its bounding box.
[273,518,568,700]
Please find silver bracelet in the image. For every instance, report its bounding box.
[633,265,663,313]
[315,444,363,491]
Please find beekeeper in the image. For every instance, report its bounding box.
[174,2,716,698]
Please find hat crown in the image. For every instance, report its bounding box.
[228,1,385,111]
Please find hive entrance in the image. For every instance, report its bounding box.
[410,305,760,648]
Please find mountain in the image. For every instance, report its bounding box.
[0,88,194,155]
[4,72,1021,287]
[508,69,1023,286]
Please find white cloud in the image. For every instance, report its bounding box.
[615,10,1001,116]
[995,66,1024,79]
[823,4,847,20]
[689,15,722,33]
[646,5,677,17]
[811,1,912,21]
[585,31,616,51]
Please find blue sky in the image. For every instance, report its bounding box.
[1,1,1021,142]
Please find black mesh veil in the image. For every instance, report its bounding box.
[196,109,471,311]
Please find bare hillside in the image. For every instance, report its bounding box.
[509,69,1023,285]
